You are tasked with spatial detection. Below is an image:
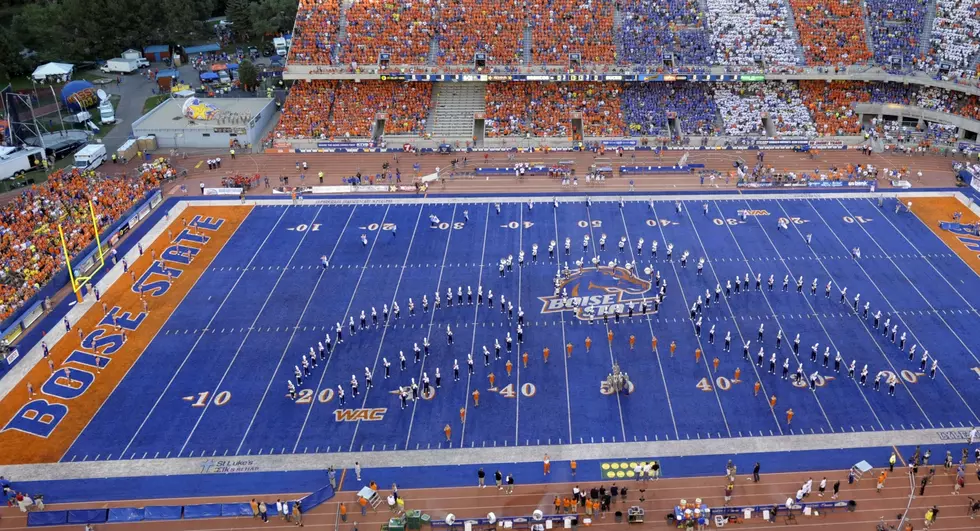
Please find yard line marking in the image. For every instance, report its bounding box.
[115,206,288,461]
[365,204,447,449]
[731,199,880,430]
[178,206,326,456]
[459,205,491,448]
[822,199,977,423]
[673,204,783,435]
[234,206,357,454]
[291,206,394,453]
[648,203,732,437]
[552,205,575,443]
[514,205,523,446]
[784,200,937,424]
[872,198,980,365]
[584,205,628,442]
[617,205,680,439]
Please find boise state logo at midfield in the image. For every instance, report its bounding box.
[539,265,653,320]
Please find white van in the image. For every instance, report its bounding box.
[73,144,107,171]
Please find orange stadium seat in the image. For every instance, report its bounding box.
[434,0,526,65]
[0,168,162,321]
[528,0,616,65]
[340,0,435,66]
[275,80,338,139]
[789,0,871,65]
[328,81,434,137]
[288,0,343,65]
[799,81,871,136]
[485,82,625,138]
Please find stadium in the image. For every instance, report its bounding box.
[1,0,980,530]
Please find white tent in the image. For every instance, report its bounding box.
[31,62,74,82]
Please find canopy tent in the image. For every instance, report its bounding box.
[210,63,227,72]
[199,72,219,81]
[226,63,239,71]
[31,62,73,81]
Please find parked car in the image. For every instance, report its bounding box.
[248,46,260,60]
[262,45,275,57]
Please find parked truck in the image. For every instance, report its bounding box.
[100,58,140,74]
[121,49,151,68]
[73,144,107,171]
[0,146,45,180]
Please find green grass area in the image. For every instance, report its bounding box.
[142,94,168,114]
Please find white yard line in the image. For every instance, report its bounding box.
[235,207,357,454]
[647,201,733,437]
[552,204,575,443]
[116,206,291,460]
[583,202,628,442]
[814,199,977,422]
[459,205,491,448]
[178,206,326,456]
[726,200,881,430]
[514,205,523,445]
[615,206,680,439]
[654,204,783,434]
[290,206,394,453]
[399,205,457,448]
[873,198,980,365]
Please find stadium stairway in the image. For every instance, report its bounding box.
[919,0,938,58]
[427,35,440,65]
[427,82,487,140]
[333,0,353,64]
[523,25,533,65]
[859,0,877,61]
[781,0,809,65]
[612,4,624,63]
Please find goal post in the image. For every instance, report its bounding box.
[58,200,105,303]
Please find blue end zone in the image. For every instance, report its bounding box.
[50,194,980,484]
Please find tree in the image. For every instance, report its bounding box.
[0,32,27,83]
[250,0,298,38]
[226,0,252,41]
[237,59,259,92]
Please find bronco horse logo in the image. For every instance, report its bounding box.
[539,265,653,320]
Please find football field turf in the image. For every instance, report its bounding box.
[3,192,980,466]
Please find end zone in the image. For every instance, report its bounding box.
[0,205,251,465]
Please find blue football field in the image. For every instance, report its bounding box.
[62,194,980,462]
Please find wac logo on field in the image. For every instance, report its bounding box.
[334,408,387,422]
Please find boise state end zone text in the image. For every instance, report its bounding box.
[2,216,226,439]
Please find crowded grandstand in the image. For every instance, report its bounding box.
[275,0,980,142]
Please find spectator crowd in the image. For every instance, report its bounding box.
[485,82,625,138]
[0,168,162,321]
[271,80,978,142]
[789,0,871,66]
[704,0,802,66]
[433,0,526,65]
[288,0,343,65]
[714,82,816,137]
[621,83,718,136]
[799,81,869,136]
[864,0,928,68]
[619,0,714,67]
[276,81,432,139]
[340,0,435,66]
[926,0,980,77]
